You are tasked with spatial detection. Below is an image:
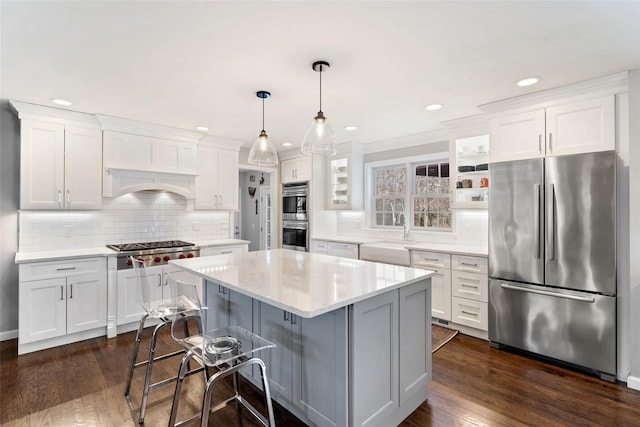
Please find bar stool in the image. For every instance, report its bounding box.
[167,278,277,427]
[124,257,202,424]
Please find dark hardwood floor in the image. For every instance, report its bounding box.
[2,329,640,426]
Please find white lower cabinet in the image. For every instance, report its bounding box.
[18,257,107,354]
[411,250,452,321]
[450,254,488,330]
[256,303,348,427]
[311,239,359,259]
[412,250,488,336]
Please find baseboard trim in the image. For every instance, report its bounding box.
[627,375,640,391]
[0,329,18,341]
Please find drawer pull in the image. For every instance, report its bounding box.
[461,262,479,267]
[221,250,233,254]
[461,310,477,316]
[461,284,478,289]
[56,267,76,271]
[423,257,439,262]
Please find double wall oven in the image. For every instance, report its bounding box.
[282,183,308,251]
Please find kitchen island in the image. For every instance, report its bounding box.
[170,249,433,427]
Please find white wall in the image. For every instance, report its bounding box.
[627,69,640,390]
[0,101,20,338]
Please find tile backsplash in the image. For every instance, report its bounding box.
[19,191,231,252]
[336,209,488,247]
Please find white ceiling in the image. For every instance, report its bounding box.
[2,1,639,151]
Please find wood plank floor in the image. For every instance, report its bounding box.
[2,330,640,426]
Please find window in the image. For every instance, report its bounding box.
[373,166,407,226]
[370,157,451,231]
[412,162,451,230]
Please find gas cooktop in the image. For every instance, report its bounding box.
[107,240,195,252]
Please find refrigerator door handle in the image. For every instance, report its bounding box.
[548,183,556,260]
[534,184,541,259]
[500,283,595,303]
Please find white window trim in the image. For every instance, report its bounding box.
[365,152,452,232]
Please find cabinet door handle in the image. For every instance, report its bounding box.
[56,266,76,271]
[548,133,553,153]
[58,190,62,208]
[66,189,71,207]
[69,284,73,299]
[219,195,223,207]
[60,285,64,300]
[538,134,542,154]
[291,314,297,325]
[284,311,290,322]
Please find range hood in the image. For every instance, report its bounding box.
[98,115,202,198]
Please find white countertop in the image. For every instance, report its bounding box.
[15,247,117,263]
[408,242,488,257]
[170,249,433,318]
[193,239,251,248]
[311,235,380,245]
[14,238,251,263]
[313,235,488,257]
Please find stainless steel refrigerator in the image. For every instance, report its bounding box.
[488,150,616,381]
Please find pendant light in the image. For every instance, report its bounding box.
[301,60,337,156]
[248,90,279,166]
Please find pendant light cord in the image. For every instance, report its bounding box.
[318,64,323,113]
[262,96,265,132]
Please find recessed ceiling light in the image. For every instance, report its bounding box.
[517,77,540,87]
[196,126,209,131]
[51,98,72,106]
[425,104,442,111]
[344,125,358,131]
[282,142,292,147]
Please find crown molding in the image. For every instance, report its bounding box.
[9,100,100,129]
[478,71,629,114]
[96,114,203,143]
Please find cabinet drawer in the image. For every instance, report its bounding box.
[20,257,106,281]
[200,245,247,257]
[452,297,488,331]
[451,254,487,274]
[328,242,359,259]
[451,271,488,302]
[411,251,451,269]
[311,240,329,254]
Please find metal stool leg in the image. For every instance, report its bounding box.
[256,359,276,427]
[168,350,197,427]
[124,313,149,396]
[138,320,168,424]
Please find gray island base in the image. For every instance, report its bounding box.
[170,249,433,427]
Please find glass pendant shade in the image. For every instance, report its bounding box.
[248,90,278,166]
[248,130,278,166]
[301,111,337,156]
[301,60,337,157]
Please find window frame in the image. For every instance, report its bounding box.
[365,153,453,232]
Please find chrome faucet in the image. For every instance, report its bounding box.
[390,202,410,240]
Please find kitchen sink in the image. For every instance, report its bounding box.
[359,240,417,266]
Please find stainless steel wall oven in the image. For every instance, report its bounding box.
[282,183,308,221]
[282,220,308,252]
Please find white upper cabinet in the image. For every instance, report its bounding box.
[281,156,312,183]
[20,119,102,210]
[489,95,615,163]
[195,145,239,210]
